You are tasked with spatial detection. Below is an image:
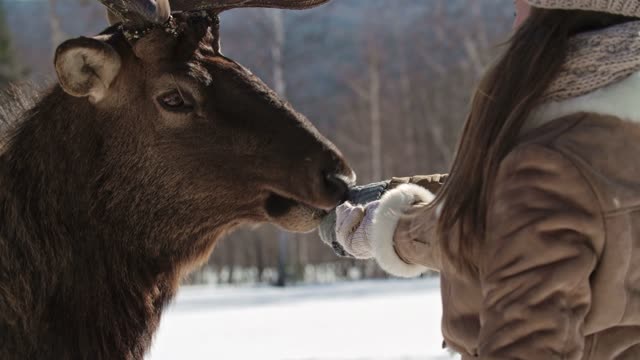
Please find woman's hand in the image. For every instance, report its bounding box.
[318,181,389,258]
[333,200,380,259]
[318,180,436,277]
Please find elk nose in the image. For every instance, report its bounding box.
[323,172,352,204]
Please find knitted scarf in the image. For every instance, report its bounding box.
[543,20,640,102]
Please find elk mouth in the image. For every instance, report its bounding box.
[264,192,328,233]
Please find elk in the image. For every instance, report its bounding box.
[0,0,353,359]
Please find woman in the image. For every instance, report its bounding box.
[321,1,640,359]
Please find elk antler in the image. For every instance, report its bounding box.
[170,0,330,13]
[99,0,171,25]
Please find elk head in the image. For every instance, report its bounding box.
[53,0,351,244]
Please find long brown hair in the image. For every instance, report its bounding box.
[435,8,635,275]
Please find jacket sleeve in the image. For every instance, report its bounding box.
[388,174,448,194]
[478,145,604,360]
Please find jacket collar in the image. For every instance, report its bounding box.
[525,71,640,131]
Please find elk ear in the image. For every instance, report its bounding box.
[54,36,122,104]
[107,10,121,25]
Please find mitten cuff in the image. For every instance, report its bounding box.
[371,184,433,278]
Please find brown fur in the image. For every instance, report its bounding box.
[0,13,352,360]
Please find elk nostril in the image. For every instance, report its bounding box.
[324,172,350,202]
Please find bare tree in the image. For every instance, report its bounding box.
[265,9,293,287]
[0,0,19,86]
[367,44,382,181]
[48,0,66,50]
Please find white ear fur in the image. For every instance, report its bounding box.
[54,37,122,104]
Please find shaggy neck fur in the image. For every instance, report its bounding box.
[526,71,640,130]
[0,87,225,360]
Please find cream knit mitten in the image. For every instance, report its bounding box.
[318,181,389,257]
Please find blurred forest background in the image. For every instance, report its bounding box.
[0,0,511,286]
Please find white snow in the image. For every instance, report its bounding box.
[148,278,458,360]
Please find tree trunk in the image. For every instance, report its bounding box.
[368,50,382,181]
[397,38,416,172]
[254,236,265,283]
[270,9,286,96]
[268,9,290,287]
[275,231,288,287]
[48,0,66,50]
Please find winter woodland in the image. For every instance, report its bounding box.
[1,0,511,286]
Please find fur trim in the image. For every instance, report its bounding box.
[526,72,640,130]
[370,184,433,278]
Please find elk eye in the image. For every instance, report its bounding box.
[158,90,193,113]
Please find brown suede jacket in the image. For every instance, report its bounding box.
[382,113,640,359]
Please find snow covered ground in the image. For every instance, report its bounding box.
[148,278,457,360]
